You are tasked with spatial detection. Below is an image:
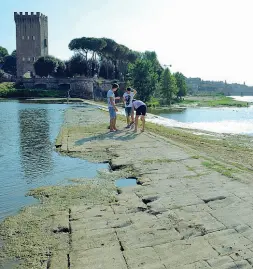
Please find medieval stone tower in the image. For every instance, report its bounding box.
[14,12,48,77]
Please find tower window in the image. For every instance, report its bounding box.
[44,39,47,48]
[33,57,36,62]
[27,57,31,62]
[22,57,25,61]
[22,36,25,40]
[27,36,30,40]
[32,36,35,40]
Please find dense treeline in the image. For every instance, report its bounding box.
[0,46,16,76]
[0,37,187,105]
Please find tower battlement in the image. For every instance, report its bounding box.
[14,12,47,21]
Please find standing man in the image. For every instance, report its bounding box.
[132,100,147,132]
[107,83,119,132]
[123,87,137,128]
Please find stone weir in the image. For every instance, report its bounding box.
[17,77,125,99]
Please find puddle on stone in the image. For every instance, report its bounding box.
[115,178,137,188]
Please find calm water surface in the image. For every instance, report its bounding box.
[0,101,107,221]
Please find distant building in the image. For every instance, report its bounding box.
[14,12,48,77]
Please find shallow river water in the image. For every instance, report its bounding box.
[0,101,107,221]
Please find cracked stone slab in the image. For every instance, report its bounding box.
[154,237,218,267]
[124,247,165,269]
[70,205,114,220]
[211,203,253,228]
[207,256,234,267]
[230,248,253,261]
[173,207,225,233]
[204,229,253,255]
[70,246,128,269]
[207,195,243,210]
[71,228,119,251]
[175,261,211,269]
[117,226,181,250]
[157,192,204,209]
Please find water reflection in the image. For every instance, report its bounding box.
[0,101,108,221]
[19,109,53,183]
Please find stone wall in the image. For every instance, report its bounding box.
[17,78,124,100]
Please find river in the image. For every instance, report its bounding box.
[0,100,107,221]
[148,96,253,135]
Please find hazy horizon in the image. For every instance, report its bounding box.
[1,0,253,85]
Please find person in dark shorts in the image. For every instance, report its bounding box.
[132,100,147,132]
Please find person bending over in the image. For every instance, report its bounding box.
[132,99,147,132]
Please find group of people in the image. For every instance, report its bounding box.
[107,83,147,133]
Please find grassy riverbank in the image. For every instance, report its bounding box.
[179,96,249,107]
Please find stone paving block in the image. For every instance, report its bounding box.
[71,246,127,269]
[154,237,218,267]
[207,195,243,210]
[128,212,159,228]
[174,207,225,233]
[117,226,181,250]
[234,260,252,268]
[194,189,230,203]
[176,261,211,269]
[71,218,109,231]
[136,162,196,177]
[211,205,252,228]
[71,205,114,220]
[158,191,204,209]
[124,247,164,269]
[204,229,253,255]
[230,248,253,261]
[207,256,234,267]
[71,228,118,251]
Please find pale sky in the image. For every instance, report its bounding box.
[1,0,253,85]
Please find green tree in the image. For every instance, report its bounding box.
[34,56,58,77]
[128,59,158,102]
[2,55,16,76]
[142,51,163,78]
[11,50,16,57]
[68,53,88,76]
[174,72,187,99]
[55,59,66,77]
[160,68,178,105]
[0,46,8,64]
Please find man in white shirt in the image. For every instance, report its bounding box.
[107,83,119,132]
[123,87,137,128]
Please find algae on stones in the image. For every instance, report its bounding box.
[0,177,117,269]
